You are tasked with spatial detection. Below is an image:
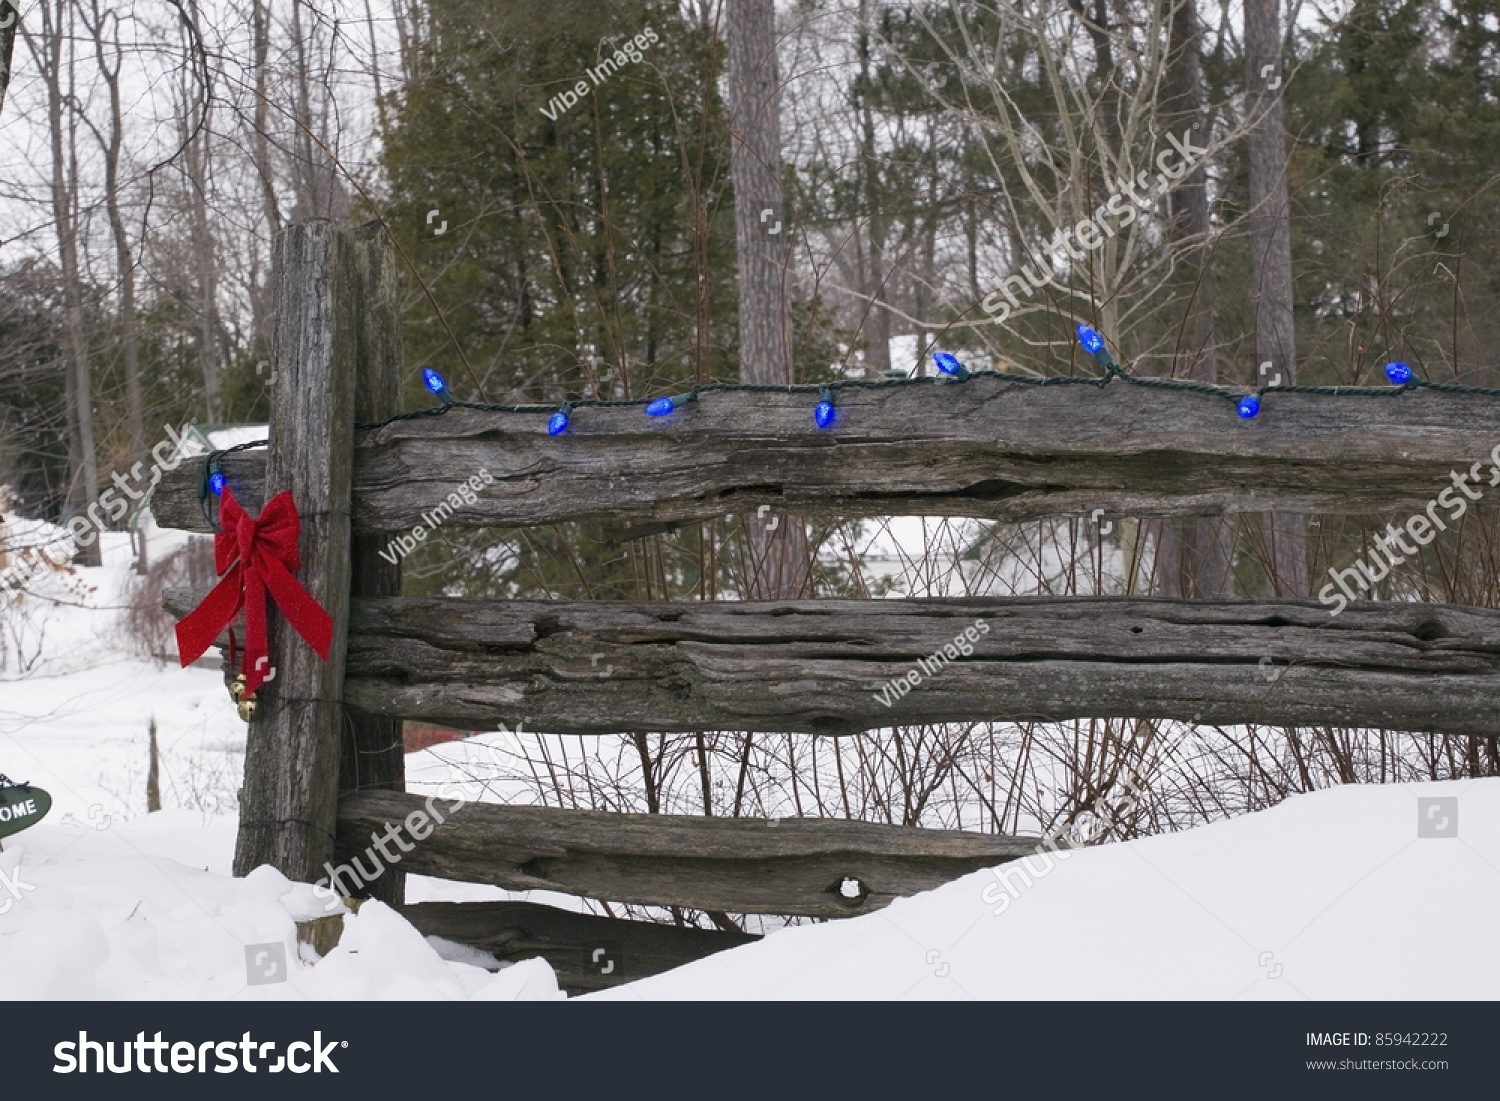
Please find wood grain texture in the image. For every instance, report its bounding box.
[147,377,1500,535]
[338,221,406,906]
[338,595,1500,738]
[399,900,757,994]
[164,589,1500,737]
[340,789,1036,918]
[233,221,357,883]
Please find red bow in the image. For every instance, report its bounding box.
[175,487,333,697]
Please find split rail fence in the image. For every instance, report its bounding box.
[157,221,1500,992]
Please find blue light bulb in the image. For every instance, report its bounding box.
[209,470,227,496]
[1385,361,1413,386]
[814,389,836,429]
[644,396,676,417]
[933,351,964,377]
[1076,324,1105,355]
[1237,394,1261,419]
[547,408,570,436]
[422,367,447,395]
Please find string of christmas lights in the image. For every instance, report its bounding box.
[198,322,1500,511]
[399,324,1484,434]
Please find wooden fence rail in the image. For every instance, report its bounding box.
[156,220,1500,989]
[164,589,1500,737]
[339,790,1036,918]
[149,379,1500,535]
[397,900,758,994]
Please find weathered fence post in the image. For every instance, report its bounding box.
[337,221,405,905]
[233,220,358,883]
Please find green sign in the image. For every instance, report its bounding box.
[0,785,51,839]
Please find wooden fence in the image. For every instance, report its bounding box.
[157,220,1500,991]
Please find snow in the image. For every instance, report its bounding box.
[0,824,561,999]
[589,778,1500,1000]
[1,542,1489,1000]
[202,426,269,452]
[0,546,565,1000]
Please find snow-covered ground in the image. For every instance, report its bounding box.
[590,778,1500,999]
[0,815,561,999]
[1,532,1489,999]
[0,521,567,999]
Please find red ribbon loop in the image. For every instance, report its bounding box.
[175,486,333,696]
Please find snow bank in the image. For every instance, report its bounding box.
[0,549,567,999]
[592,778,1500,1000]
[0,816,563,1000]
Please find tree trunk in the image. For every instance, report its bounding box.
[1160,0,1232,598]
[286,0,347,223]
[0,0,17,116]
[1245,0,1307,595]
[855,1,891,376]
[249,0,282,354]
[40,0,101,565]
[88,0,146,571]
[726,0,809,598]
[185,116,222,422]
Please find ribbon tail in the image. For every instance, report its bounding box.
[259,552,334,661]
[243,568,270,695]
[175,569,246,667]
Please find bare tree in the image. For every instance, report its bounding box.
[1159,0,1232,598]
[846,1,1243,379]
[1245,0,1307,595]
[286,0,348,222]
[852,0,892,377]
[247,0,283,351]
[80,0,148,570]
[31,0,101,564]
[726,0,810,599]
[183,101,223,423]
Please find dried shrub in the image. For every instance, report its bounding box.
[121,537,216,662]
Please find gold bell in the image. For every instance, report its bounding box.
[229,674,257,722]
